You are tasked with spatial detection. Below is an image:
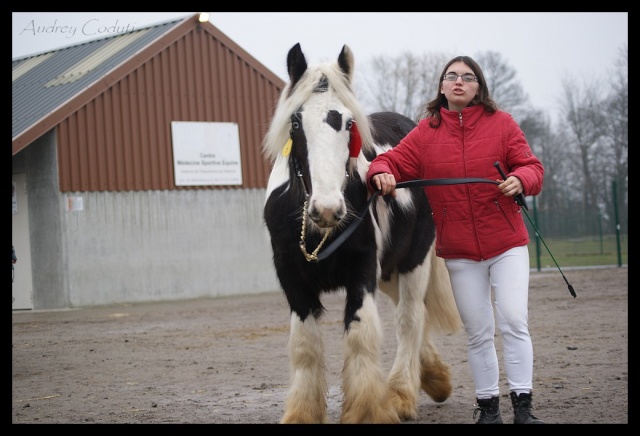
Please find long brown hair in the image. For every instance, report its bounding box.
[416,56,497,127]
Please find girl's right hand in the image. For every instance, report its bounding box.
[372,173,397,198]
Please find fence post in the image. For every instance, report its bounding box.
[613,181,622,267]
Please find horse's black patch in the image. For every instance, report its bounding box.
[325,110,342,133]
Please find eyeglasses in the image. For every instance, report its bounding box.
[443,73,478,83]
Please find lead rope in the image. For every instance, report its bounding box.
[303,177,498,263]
[299,198,331,262]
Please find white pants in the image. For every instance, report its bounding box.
[445,245,533,399]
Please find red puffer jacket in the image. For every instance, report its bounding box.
[367,104,544,261]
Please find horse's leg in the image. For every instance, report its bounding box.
[380,248,458,418]
[384,263,429,421]
[281,313,328,424]
[419,306,453,403]
[420,250,459,402]
[340,291,400,424]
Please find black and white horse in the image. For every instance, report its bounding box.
[263,43,461,424]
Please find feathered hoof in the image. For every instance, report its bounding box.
[281,410,329,424]
[420,364,453,403]
[340,401,401,424]
[389,388,419,421]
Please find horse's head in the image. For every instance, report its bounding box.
[264,44,374,231]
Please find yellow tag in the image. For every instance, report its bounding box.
[282,138,292,156]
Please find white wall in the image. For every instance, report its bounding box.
[12,173,33,310]
[60,188,279,307]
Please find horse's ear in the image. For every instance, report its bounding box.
[337,45,354,82]
[287,43,307,84]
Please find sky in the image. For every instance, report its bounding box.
[12,12,628,122]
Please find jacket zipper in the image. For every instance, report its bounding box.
[459,111,481,257]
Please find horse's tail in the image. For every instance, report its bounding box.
[424,247,462,333]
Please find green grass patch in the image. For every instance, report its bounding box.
[528,234,627,268]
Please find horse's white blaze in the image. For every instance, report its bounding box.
[304,94,352,228]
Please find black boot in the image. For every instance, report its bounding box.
[473,396,503,424]
[510,391,544,424]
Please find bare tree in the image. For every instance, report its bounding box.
[519,110,574,236]
[359,51,450,120]
[560,74,608,232]
[603,44,628,232]
[474,51,529,121]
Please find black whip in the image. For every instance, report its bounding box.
[494,162,576,298]
[308,166,577,298]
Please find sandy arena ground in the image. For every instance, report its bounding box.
[12,266,627,424]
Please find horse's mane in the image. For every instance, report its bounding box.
[263,58,375,164]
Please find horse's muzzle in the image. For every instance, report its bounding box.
[308,199,346,228]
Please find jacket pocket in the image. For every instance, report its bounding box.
[494,200,517,232]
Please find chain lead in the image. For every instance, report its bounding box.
[299,198,330,262]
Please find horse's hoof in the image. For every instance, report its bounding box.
[281,415,329,424]
[388,386,418,421]
[281,408,329,424]
[421,365,453,403]
[340,409,401,424]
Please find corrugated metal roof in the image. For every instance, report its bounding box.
[12,52,55,81]
[12,16,186,150]
[12,13,286,192]
[45,30,151,87]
